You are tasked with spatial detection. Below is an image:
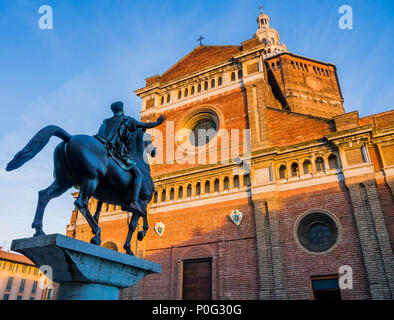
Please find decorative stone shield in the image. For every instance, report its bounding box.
[154,222,165,237]
[229,210,243,226]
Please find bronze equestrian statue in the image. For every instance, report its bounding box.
[6,101,166,255]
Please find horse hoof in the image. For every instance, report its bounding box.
[33,231,46,237]
[137,231,145,242]
[90,236,101,246]
[123,246,134,256]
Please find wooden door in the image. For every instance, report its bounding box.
[182,258,212,300]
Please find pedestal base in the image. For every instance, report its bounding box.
[57,283,119,300]
[11,234,161,300]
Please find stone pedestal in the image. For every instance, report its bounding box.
[11,234,161,300]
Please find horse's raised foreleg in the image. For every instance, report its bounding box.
[124,212,139,256]
[74,179,101,246]
[32,180,73,237]
[93,201,103,224]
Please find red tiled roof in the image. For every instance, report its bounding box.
[160,45,241,83]
[0,249,34,266]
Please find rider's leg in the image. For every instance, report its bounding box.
[131,174,142,203]
[128,173,143,213]
[123,160,144,213]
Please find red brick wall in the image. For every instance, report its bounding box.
[376,178,394,248]
[268,54,344,118]
[277,181,370,300]
[140,197,259,300]
[161,46,241,83]
[147,88,250,177]
[266,108,333,147]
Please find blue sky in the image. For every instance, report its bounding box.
[0,0,393,250]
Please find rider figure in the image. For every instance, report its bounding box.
[95,101,166,214]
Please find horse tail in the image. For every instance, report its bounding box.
[6,125,71,172]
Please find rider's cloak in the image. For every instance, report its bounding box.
[95,115,137,163]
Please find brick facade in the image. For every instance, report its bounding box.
[67,10,394,300]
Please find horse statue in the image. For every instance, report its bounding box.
[6,122,160,256]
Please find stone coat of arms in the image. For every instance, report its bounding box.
[229,210,243,226]
[154,222,165,237]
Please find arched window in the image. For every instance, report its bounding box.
[204,181,210,194]
[218,77,222,86]
[166,94,171,103]
[161,190,166,202]
[184,88,188,98]
[328,154,339,169]
[169,188,175,201]
[211,79,215,88]
[231,72,236,82]
[238,70,243,79]
[102,242,118,251]
[195,182,201,196]
[178,90,182,99]
[178,186,183,200]
[223,177,230,191]
[214,179,220,193]
[153,191,158,204]
[279,165,287,180]
[316,157,325,172]
[187,184,192,198]
[161,96,164,105]
[303,160,312,174]
[204,81,208,90]
[197,83,202,93]
[233,175,240,189]
[243,174,251,187]
[291,163,300,177]
[191,86,195,95]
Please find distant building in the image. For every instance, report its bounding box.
[0,247,56,300]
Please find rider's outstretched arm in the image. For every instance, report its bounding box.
[135,114,166,129]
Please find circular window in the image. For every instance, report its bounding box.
[190,118,217,146]
[296,212,339,253]
[180,108,220,147]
